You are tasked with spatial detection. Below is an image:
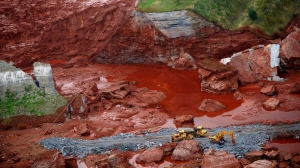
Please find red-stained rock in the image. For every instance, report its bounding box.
[222,44,282,85]
[173,115,194,126]
[0,0,136,68]
[263,98,280,110]
[128,87,166,106]
[278,161,292,168]
[160,142,177,156]
[244,160,277,168]
[260,85,277,96]
[244,150,264,162]
[278,152,293,162]
[107,153,134,168]
[82,81,99,97]
[198,99,226,112]
[171,160,202,168]
[202,149,241,168]
[96,162,110,168]
[262,146,278,152]
[277,82,300,94]
[170,51,197,70]
[10,160,33,168]
[101,82,133,99]
[198,58,238,94]
[74,123,90,136]
[293,156,300,165]
[98,10,269,65]
[234,90,244,100]
[264,150,279,160]
[65,156,77,168]
[280,28,300,69]
[31,153,65,168]
[239,158,251,167]
[136,148,164,164]
[171,140,203,161]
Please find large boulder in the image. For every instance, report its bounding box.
[262,98,280,110]
[202,149,241,168]
[244,160,277,168]
[221,44,283,85]
[264,150,279,160]
[280,28,300,69]
[136,148,164,164]
[31,153,65,168]
[107,153,134,168]
[173,115,194,127]
[170,51,197,70]
[239,158,251,167]
[198,99,226,112]
[244,150,264,162]
[260,85,277,96]
[160,142,177,156]
[292,155,300,166]
[198,58,238,94]
[278,151,293,162]
[171,140,203,161]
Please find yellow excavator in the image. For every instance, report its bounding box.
[209,131,235,145]
[171,126,207,142]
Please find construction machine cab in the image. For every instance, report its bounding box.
[209,131,235,145]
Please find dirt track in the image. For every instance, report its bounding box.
[41,122,300,158]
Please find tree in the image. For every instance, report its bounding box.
[248,7,258,20]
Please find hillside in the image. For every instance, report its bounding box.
[136,0,300,36]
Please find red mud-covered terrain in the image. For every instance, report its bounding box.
[0,62,300,168]
[1,0,300,168]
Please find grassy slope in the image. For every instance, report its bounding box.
[136,0,300,36]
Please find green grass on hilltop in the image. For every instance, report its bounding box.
[137,0,300,36]
[137,0,196,12]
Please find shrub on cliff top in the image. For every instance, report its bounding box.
[137,0,300,36]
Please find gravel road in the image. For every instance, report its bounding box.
[41,123,300,158]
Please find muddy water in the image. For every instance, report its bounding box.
[50,62,300,127]
[117,64,242,117]
[264,138,300,153]
[100,64,299,128]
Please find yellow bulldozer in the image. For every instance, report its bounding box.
[171,126,207,142]
[208,131,235,145]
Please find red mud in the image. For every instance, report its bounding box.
[1,62,300,167]
[121,64,242,118]
[52,63,299,128]
[264,139,300,153]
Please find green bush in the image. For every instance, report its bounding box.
[0,85,65,118]
[248,7,257,20]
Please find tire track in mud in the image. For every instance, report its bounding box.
[41,123,300,158]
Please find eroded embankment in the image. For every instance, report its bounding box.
[41,122,300,158]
